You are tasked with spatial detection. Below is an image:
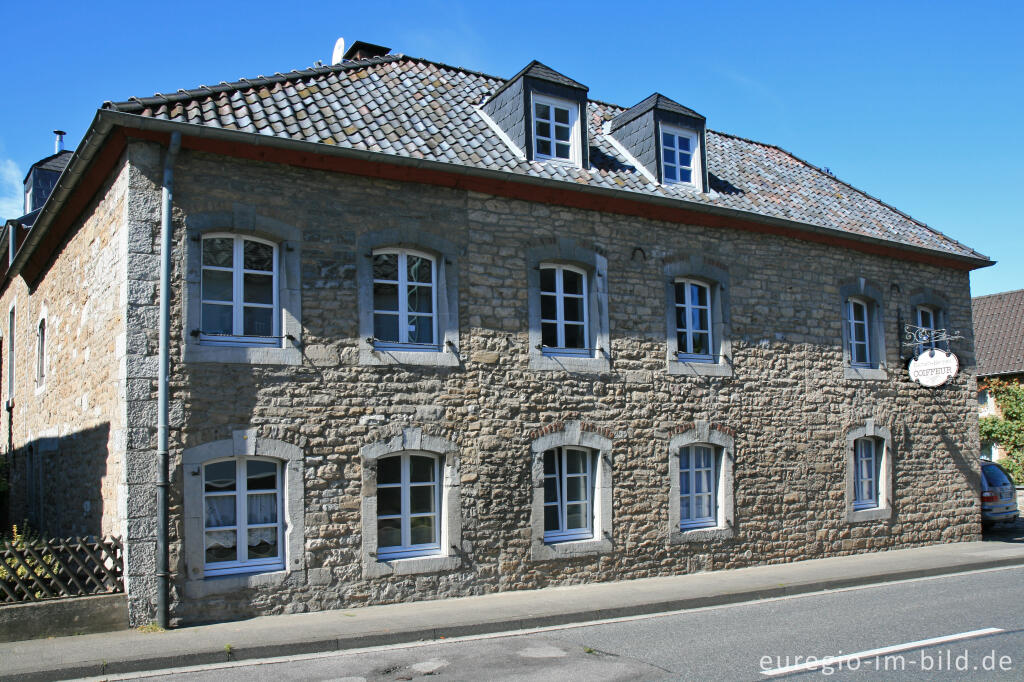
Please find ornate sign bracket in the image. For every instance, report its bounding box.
[901,324,963,349]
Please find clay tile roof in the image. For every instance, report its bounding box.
[103,53,986,262]
[973,289,1024,377]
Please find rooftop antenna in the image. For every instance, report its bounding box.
[54,129,67,154]
[331,37,346,65]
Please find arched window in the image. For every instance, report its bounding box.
[202,457,284,576]
[839,279,886,379]
[200,234,279,346]
[36,317,45,387]
[542,446,596,542]
[371,249,438,348]
[669,422,735,542]
[845,420,893,523]
[529,421,613,560]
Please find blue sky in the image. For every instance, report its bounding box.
[1,1,1020,296]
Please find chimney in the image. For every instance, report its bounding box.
[54,129,66,154]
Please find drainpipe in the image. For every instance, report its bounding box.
[157,132,181,628]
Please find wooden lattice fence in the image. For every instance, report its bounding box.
[0,536,123,603]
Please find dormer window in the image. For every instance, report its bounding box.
[533,95,578,163]
[661,125,699,186]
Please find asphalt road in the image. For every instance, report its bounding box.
[89,564,1024,681]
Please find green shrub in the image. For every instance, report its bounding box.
[0,523,57,600]
[979,378,1024,486]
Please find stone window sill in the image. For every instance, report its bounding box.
[529,353,611,374]
[362,554,460,578]
[846,506,893,524]
[531,536,612,560]
[185,344,302,366]
[667,359,733,378]
[359,347,461,368]
[844,366,887,381]
[669,525,735,544]
[184,568,294,598]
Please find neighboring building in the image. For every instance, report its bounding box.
[0,41,990,627]
[972,289,1024,461]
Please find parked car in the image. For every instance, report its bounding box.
[980,459,1019,528]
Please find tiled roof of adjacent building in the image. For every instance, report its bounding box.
[973,289,1024,378]
[103,53,985,262]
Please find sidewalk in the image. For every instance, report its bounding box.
[3,539,1024,681]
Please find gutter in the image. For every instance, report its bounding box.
[156,132,180,629]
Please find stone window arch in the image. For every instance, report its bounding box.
[839,278,887,380]
[357,229,461,367]
[529,421,613,559]
[845,419,894,523]
[360,427,463,577]
[182,430,305,595]
[668,421,735,543]
[664,255,732,377]
[527,238,610,373]
[183,207,302,365]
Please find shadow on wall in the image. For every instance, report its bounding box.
[5,423,111,538]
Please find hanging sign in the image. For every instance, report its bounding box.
[908,349,959,387]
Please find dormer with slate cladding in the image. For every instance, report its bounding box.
[482,60,590,168]
[610,93,708,192]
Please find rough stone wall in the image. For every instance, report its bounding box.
[123,147,980,625]
[0,156,129,540]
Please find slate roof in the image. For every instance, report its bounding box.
[22,150,73,183]
[103,53,984,262]
[973,289,1024,377]
[611,92,704,131]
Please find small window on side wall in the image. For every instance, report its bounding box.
[201,234,279,346]
[846,298,872,367]
[845,421,893,523]
[35,317,45,388]
[915,305,941,354]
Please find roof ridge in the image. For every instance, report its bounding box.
[103,54,407,112]
[973,288,1024,300]
[707,129,986,260]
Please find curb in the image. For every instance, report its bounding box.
[9,553,1024,681]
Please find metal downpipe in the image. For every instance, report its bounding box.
[157,132,181,628]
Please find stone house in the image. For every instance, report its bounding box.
[0,41,991,627]
[972,288,1024,461]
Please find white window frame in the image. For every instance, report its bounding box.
[674,278,713,362]
[200,233,280,347]
[669,423,735,543]
[539,263,590,357]
[532,93,580,165]
[846,297,872,367]
[679,445,718,529]
[371,248,439,351]
[202,456,285,577]
[845,420,893,523]
[852,438,879,510]
[916,305,938,353]
[35,314,45,391]
[542,446,595,543]
[660,123,700,187]
[360,429,462,578]
[375,453,442,560]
